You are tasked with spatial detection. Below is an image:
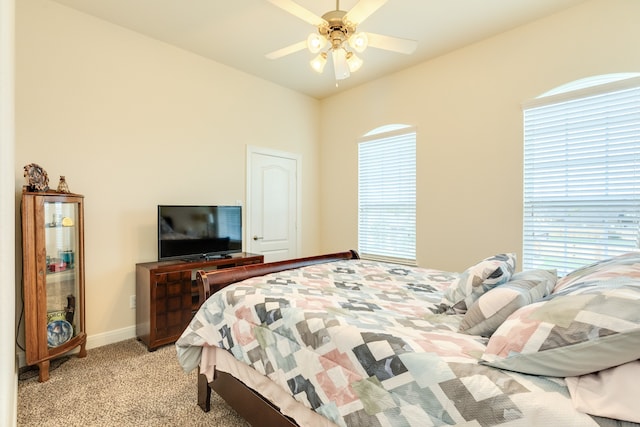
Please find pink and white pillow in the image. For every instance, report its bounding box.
[480,252,640,377]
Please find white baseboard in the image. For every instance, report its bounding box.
[17,325,137,369]
[86,325,136,349]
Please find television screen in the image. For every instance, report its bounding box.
[157,205,242,261]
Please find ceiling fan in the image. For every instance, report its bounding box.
[266,0,418,81]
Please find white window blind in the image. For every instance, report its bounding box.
[358,127,416,264]
[523,77,640,276]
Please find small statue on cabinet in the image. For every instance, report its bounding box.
[23,163,49,192]
[57,175,70,193]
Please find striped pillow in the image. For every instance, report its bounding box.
[459,269,556,337]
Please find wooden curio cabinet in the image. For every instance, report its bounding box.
[21,188,87,382]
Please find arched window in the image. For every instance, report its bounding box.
[522,74,640,275]
[358,124,416,265]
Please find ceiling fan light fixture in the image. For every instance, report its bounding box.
[266,0,417,82]
[307,33,327,54]
[346,52,363,73]
[310,52,328,73]
[348,32,368,53]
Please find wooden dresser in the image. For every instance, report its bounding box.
[135,252,263,350]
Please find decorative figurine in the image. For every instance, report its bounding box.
[65,294,76,325]
[57,175,70,193]
[23,163,49,192]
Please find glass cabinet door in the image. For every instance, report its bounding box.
[22,189,86,382]
[43,200,81,347]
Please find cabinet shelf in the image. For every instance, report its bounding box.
[45,268,76,277]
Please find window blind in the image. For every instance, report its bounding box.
[358,128,416,264]
[523,79,640,276]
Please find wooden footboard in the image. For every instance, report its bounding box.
[194,250,360,426]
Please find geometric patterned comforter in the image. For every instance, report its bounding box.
[176,260,631,426]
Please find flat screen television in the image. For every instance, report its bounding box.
[157,205,242,261]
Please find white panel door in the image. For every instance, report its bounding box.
[247,147,299,262]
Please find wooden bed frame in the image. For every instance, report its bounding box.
[194,250,360,426]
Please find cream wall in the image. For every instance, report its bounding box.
[1,0,17,424]
[318,0,640,272]
[15,0,321,345]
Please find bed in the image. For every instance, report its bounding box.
[176,250,640,426]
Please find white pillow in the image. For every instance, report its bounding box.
[566,360,640,423]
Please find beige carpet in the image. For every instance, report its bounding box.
[18,339,250,426]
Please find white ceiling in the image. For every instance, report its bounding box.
[50,0,588,99]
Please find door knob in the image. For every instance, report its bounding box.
[253,235,263,241]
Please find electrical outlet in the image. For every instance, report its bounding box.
[129,295,136,309]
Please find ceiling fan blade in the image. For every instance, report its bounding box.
[265,40,307,60]
[332,50,350,80]
[366,33,418,54]
[344,0,388,25]
[267,0,327,27]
